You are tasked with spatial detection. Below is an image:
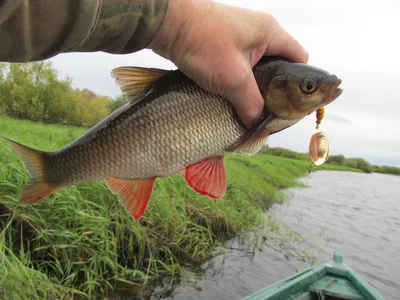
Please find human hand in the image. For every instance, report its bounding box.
[149,0,309,128]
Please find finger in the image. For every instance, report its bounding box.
[265,27,309,64]
[226,74,265,128]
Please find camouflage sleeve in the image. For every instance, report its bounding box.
[0,0,169,62]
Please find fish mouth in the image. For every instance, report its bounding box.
[332,78,343,99]
[322,76,343,105]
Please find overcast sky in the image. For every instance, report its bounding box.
[48,0,400,166]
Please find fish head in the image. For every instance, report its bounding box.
[264,61,343,120]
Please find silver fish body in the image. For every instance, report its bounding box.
[1,56,343,220]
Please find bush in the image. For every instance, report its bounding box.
[374,165,400,176]
[344,158,372,173]
[260,146,308,161]
[344,159,357,169]
[262,146,385,174]
[327,155,345,165]
[0,62,126,127]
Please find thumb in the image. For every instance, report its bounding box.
[225,73,265,129]
[265,26,309,63]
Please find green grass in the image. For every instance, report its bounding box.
[0,115,359,299]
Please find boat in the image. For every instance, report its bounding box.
[242,252,384,300]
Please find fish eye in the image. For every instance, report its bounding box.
[300,79,318,94]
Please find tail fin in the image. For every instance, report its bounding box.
[2,137,62,204]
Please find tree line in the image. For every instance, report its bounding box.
[327,154,400,176]
[0,61,128,127]
[261,146,400,176]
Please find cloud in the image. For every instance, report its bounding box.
[47,0,400,166]
[324,113,353,124]
[50,50,176,98]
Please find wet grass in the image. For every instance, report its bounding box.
[0,115,359,299]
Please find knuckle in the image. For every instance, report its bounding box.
[255,11,277,29]
[253,95,265,111]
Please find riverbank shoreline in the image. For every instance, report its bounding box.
[0,116,360,299]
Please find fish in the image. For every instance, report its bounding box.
[1,56,343,220]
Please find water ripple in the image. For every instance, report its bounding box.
[269,171,400,300]
[167,171,400,300]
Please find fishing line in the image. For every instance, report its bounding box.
[306,107,326,299]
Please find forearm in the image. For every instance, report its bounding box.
[0,0,168,62]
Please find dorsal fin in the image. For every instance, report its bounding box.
[111,67,169,102]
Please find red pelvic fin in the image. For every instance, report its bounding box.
[105,177,156,220]
[184,156,227,199]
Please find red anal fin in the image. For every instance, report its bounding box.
[233,128,269,155]
[184,156,227,199]
[105,177,156,220]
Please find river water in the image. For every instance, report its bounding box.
[156,171,400,300]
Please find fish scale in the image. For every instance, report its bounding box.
[45,80,245,187]
[1,56,343,220]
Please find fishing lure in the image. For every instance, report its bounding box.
[315,107,325,129]
[309,107,330,169]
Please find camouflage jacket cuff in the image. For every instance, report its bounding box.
[77,0,169,54]
[0,0,168,62]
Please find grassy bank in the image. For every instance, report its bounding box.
[261,145,400,175]
[0,116,359,299]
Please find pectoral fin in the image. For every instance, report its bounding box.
[233,128,269,155]
[228,109,274,154]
